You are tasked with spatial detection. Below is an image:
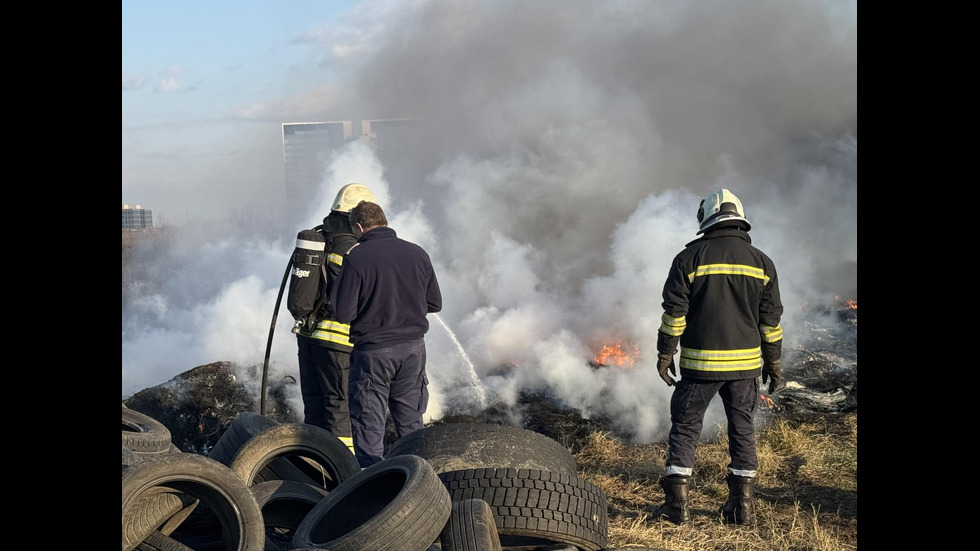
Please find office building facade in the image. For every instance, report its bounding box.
[281,118,422,227]
[281,121,354,222]
[122,204,153,230]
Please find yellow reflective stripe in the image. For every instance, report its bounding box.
[682,347,761,361]
[316,320,351,333]
[309,331,353,346]
[338,436,355,454]
[659,313,686,336]
[760,324,783,343]
[680,357,763,372]
[691,263,770,284]
[327,252,344,267]
[680,346,762,373]
[309,319,352,346]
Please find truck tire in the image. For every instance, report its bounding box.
[386,423,577,476]
[439,468,609,551]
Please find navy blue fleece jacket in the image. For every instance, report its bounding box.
[330,226,442,350]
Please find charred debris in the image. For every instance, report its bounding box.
[123,299,857,456]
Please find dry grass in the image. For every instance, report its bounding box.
[574,412,857,551]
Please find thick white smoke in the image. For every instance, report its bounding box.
[122,0,856,444]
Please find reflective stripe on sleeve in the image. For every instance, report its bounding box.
[760,323,783,343]
[659,313,686,336]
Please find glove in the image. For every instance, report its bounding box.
[657,353,677,387]
[762,359,785,394]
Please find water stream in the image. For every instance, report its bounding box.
[432,313,487,410]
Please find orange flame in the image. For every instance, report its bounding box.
[834,295,857,309]
[759,393,776,410]
[594,341,638,367]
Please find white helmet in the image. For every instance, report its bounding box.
[331,183,377,213]
[697,188,751,234]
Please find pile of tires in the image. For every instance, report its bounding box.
[122,405,611,550]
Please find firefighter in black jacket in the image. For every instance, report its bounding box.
[294,183,377,454]
[653,188,785,525]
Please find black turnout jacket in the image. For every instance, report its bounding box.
[657,227,783,381]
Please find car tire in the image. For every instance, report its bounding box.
[123,406,173,455]
[291,454,452,551]
[228,422,360,491]
[251,479,330,551]
[441,497,503,551]
[122,452,265,551]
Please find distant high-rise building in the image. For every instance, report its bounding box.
[360,118,425,196]
[281,118,424,228]
[360,118,420,166]
[281,121,354,222]
[122,204,153,230]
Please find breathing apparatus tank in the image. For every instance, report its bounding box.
[286,228,327,334]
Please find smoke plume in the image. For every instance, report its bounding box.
[122,0,856,444]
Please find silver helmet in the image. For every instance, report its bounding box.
[697,188,751,234]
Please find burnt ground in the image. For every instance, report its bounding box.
[123,360,615,457]
[123,302,856,458]
[124,361,297,455]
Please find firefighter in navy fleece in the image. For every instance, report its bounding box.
[330,201,442,468]
[652,189,784,526]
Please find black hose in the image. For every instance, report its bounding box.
[261,258,293,415]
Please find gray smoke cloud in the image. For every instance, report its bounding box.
[122,0,856,444]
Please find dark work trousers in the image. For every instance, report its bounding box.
[666,377,759,473]
[297,338,352,439]
[348,338,429,468]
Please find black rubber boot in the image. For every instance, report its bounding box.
[719,474,755,524]
[653,475,690,524]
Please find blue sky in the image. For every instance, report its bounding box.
[122,1,355,118]
[122,0,382,224]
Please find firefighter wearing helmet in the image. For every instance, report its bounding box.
[291,183,377,454]
[652,188,784,526]
[332,183,376,213]
[696,188,751,234]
